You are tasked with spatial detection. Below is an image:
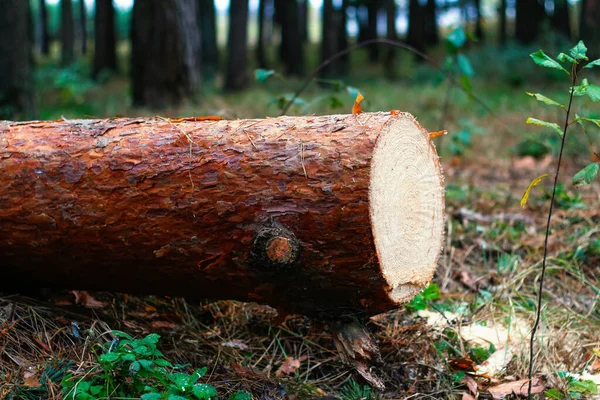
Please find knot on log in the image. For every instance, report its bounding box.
[250,224,300,270]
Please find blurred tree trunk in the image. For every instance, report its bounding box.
[580,0,600,58]
[225,0,249,91]
[320,0,337,78]
[131,0,202,107]
[79,0,87,54]
[515,0,545,44]
[474,0,484,40]
[61,0,75,65]
[0,0,35,119]
[39,0,50,55]
[498,0,507,45]
[407,0,425,56]
[299,0,308,42]
[93,0,117,79]
[336,0,349,76]
[275,0,304,76]
[384,0,397,79]
[366,0,379,61]
[257,0,269,68]
[551,0,570,39]
[198,0,219,78]
[424,0,438,45]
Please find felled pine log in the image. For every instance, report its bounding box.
[0,112,445,319]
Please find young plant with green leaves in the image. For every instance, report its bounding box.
[521,40,600,398]
[61,331,248,400]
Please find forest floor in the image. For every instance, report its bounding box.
[2,44,600,399]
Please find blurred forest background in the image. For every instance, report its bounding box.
[1,0,598,132]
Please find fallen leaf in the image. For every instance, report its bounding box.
[145,306,157,313]
[276,356,308,377]
[450,357,477,372]
[24,371,41,388]
[151,320,176,329]
[352,93,364,115]
[461,374,478,395]
[71,291,106,308]
[221,340,249,350]
[487,378,544,399]
[462,393,476,400]
[429,130,447,139]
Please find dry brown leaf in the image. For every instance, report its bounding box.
[352,93,364,115]
[429,130,447,139]
[151,320,177,329]
[462,393,476,400]
[71,290,106,308]
[461,374,478,395]
[275,356,308,377]
[487,378,544,399]
[23,371,41,388]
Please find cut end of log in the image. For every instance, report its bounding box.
[370,114,445,304]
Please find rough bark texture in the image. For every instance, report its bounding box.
[0,112,445,319]
[199,0,219,77]
[0,0,35,120]
[131,0,201,108]
[224,0,249,91]
[61,0,75,66]
[93,0,117,79]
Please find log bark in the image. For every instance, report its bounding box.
[0,112,445,318]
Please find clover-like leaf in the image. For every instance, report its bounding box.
[526,117,563,137]
[193,384,218,400]
[530,50,569,75]
[573,162,599,186]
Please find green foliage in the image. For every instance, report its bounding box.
[339,379,375,400]
[572,162,599,186]
[530,50,569,75]
[5,360,73,400]
[526,117,563,137]
[406,283,441,312]
[61,331,246,400]
[438,27,475,94]
[543,184,585,210]
[255,69,276,82]
[545,374,599,399]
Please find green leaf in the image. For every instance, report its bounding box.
[570,379,598,394]
[445,27,466,51]
[142,333,161,345]
[154,359,172,367]
[584,59,600,69]
[530,50,570,75]
[526,117,564,137]
[456,54,474,77]
[112,330,134,341]
[569,40,589,61]
[573,162,599,186]
[557,53,575,63]
[129,360,141,375]
[89,386,103,396]
[575,117,600,128]
[573,79,600,102]
[329,95,344,109]
[99,352,119,363]
[138,359,154,370]
[526,92,565,109]
[121,353,136,362]
[229,391,252,400]
[544,388,565,399]
[168,372,192,388]
[459,75,472,94]
[254,69,275,82]
[168,395,189,400]
[193,384,218,400]
[192,367,207,381]
[520,174,549,208]
[141,394,163,400]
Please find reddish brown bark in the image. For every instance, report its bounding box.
[0,113,444,318]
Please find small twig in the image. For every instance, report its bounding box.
[527,62,578,399]
[300,141,308,179]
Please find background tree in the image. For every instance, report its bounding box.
[61,0,75,66]
[498,0,507,45]
[515,0,546,44]
[39,0,50,55]
[79,0,87,54]
[424,0,438,46]
[274,0,304,76]
[131,0,202,107]
[198,0,219,78]
[407,0,425,55]
[474,0,484,40]
[224,0,249,91]
[0,0,34,119]
[93,0,117,79]
[580,0,600,57]
[384,0,397,79]
[256,0,271,68]
[320,0,349,78]
[551,0,570,40]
